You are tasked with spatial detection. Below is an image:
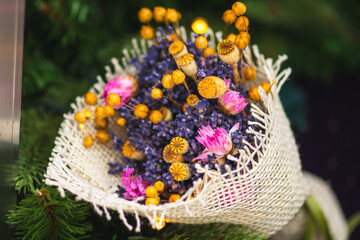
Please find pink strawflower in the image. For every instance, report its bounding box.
[103,75,138,109]
[218,91,247,115]
[194,123,239,162]
[120,168,150,200]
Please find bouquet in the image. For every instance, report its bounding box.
[45,2,347,238]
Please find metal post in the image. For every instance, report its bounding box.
[0,0,25,237]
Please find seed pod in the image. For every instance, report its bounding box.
[195,36,208,50]
[134,104,149,118]
[140,25,155,40]
[74,111,88,123]
[217,40,240,65]
[245,66,256,80]
[138,8,152,23]
[169,41,188,59]
[171,70,186,85]
[177,53,197,77]
[159,106,173,122]
[222,9,237,25]
[162,74,175,89]
[260,82,271,93]
[203,47,216,58]
[226,33,237,43]
[163,145,184,163]
[198,76,227,99]
[234,32,249,50]
[153,6,166,23]
[169,137,189,154]
[149,110,163,124]
[96,129,109,143]
[235,16,249,31]
[83,136,94,148]
[232,2,247,16]
[151,88,163,99]
[169,162,191,181]
[248,86,261,101]
[94,117,107,128]
[165,8,181,23]
[84,92,97,105]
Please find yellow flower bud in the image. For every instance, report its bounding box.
[146,186,158,198]
[134,104,149,118]
[138,7,152,23]
[106,93,121,107]
[245,66,256,80]
[153,6,166,23]
[84,92,97,105]
[222,9,237,25]
[232,2,247,16]
[116,117,126,126]
[226,33,237,43]
[171,70,186,85]
[235,16,249,31]
[83,136,94,148]
[248,86,260,101]
[94,106,108,119]
[203,47,216,58]
[169,194,181,203]
[74,111,88,123]
[149,110,163,124]
[145,197,160,206]
[195,36,208,50]
[96,129,109,143]
[105,105,115,117]
[140,25,155,40]
[94,117,107,128]
[165,8,180,23]
[260,82,271,94]
[151,88,163,99]
[234,33,249,50]
[154,181,165,192]
[162,74,175,89]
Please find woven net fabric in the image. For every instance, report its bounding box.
[45,29,309,236]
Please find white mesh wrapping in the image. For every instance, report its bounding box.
[44,30,343,237]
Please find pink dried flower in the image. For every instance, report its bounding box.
[194,123,239,162]
[218,91,247,115]
[121,168,150,200]
[103,75,138,109]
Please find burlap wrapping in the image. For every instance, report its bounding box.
[45,29,346,238]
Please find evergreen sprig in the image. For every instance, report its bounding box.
[7,187,92,240]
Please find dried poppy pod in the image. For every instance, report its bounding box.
[168,41,188,60]
[169,162,191,181]
[217,40,240,65]
[177,53,197,79]
[171,70,186,85]
[235,16,249,31]
[122,141,145,160]
[169,137,189,154]
[159,106,173,122]
[217,40,241,86]
[198,76,227,99]
[163,145,184,163]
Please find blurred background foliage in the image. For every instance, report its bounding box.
[12,0,360,238]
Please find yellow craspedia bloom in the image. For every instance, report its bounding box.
[94,117,107,128]
[203,47,216,58]
[140,25,155,40]
[153,6,166,23]
[162,74,175,89]
[122,141,135,157]
[138,7,152,23]
[195,36,208,50]
[222,9,237,25]
[245,66,256,80]
[84,92,97,105]
[149,110,163,124]
[145,197,160,206]
[74,111,88,123]
[169,194,181,203]
[106,93,121,107]
[165,8,181,23]
[186,94,199,106]
[116,117,126,126]
[83,136,94,148]
[171,70,186,85]
[248,86,260,101]
[170,162,191,181]
[170,137,189,154]
[226,33,237,43]
[134,104,149,118]
[146,186,158,198]
[235,16,249,31]
[96,129,109,143]
[151,88,163,99]
[94,106,108,119]
[232,2,247,16]
[154,181,165,192]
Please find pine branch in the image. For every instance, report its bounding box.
[7,187,92,240]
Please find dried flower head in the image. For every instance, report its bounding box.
[149,110,163,124]
[171,70,186,85]
[218,91,248,115]
[169,163,191,181]
[138,8,152,23]
[103,75,138,109]
[248,87,260,101]
[140,25,155,40]
[186,94,199,106]
[198,76,227,99]
[162,74,175,89]
[153,6,166,23]
[163,145,184,163]
[195,36,208,50]
[222,9,237,25]
[151,88,163,99]
[203,47,216,58]
[134,104,149,118]
[235,16,249,31]
[177,53,197,77]
[169,137,189,154]
[217,40,240,65]
[96,129,109,143]
[84,92,97,105]
[232,2,247,16]
[169,41,187,59]
[122,141,136,157]
[165,8,181,23]
[217,39,235,55]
